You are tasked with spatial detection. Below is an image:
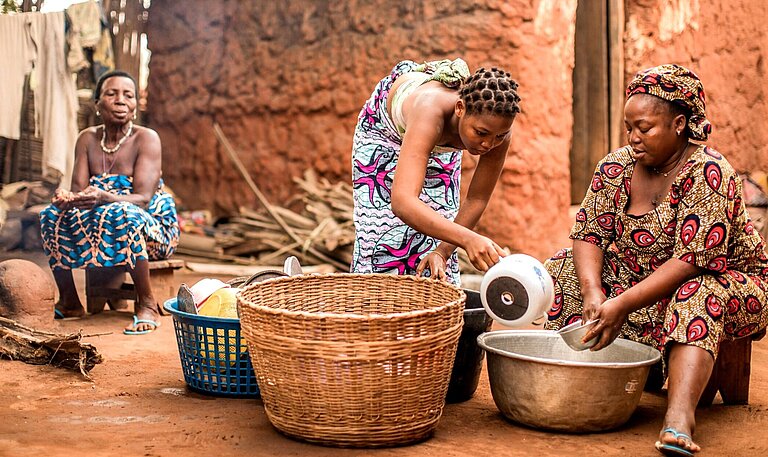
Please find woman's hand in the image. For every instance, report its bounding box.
[582,296,628,351]
[416,250,448,281]
[580,287,607,323]
[464,233,507,272]
[52,189,75,210]
[72,186,110,209]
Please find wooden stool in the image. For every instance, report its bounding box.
[85,259,185,314]
[699,329,766,406]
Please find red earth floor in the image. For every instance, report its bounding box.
[1,251,767,456]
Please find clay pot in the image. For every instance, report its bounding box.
[0,259,56,329]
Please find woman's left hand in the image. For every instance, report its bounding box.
[416,251,448,282]
[582,297,628,351]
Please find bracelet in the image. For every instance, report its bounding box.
[432,251,447,263]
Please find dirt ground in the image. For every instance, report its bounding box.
[1,251,767,457]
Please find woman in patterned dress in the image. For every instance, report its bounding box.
[39,70,179,335]
[351,59,521,284]
[544,64,768,456]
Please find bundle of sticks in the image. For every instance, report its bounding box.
[178,170,478,273]
[194,170,356,270]
[175,123,478,273]
[173,124,355,270]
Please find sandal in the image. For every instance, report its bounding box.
[655,427,695,457]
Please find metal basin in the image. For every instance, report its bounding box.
[477,330,661,432]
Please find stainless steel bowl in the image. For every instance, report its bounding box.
[557,319,599,351]
[477,330,661,432]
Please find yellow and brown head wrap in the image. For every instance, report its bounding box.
[625,64,712,141]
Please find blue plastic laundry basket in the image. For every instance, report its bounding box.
[164,298,260,397]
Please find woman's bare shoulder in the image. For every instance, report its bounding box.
[133,124,161,143]
[132,124,159,137]
[411,82,458,116]
[78,125,101,140]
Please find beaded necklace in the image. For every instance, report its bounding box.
[100,122,133,174]
[100,121,133,154]
[102,143,122,175]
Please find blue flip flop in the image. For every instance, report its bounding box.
[123,315,161,335]
[655,427,694,457]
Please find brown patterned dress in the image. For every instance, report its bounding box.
[545,144,768,358]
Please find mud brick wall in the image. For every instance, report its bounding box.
[147,0,766,262]
[146,0,577,260]
[623,0,768,172]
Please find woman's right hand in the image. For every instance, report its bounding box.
[52,188,100,210]
[52,189,76,210]
[464,233,508,272]
[52,197,70,211]
[581,287,607,322]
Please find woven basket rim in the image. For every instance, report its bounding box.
[237,273,466,321]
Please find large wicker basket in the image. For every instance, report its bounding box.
[237,273,465,448]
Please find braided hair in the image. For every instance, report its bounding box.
[459,67,521,117]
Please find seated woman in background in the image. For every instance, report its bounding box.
[351,58,521,284]
[40,70,179,335]
[544,64,768,456]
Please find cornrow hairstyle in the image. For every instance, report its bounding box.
[459,67,521,117]
[94,70,137,101]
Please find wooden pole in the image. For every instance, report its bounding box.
[608,0,625,152]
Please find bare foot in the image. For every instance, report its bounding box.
[54,301,86,319]
[655,422,701,455]
[124,302,161,333]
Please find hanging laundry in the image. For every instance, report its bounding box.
[92,27,115,80]
[66,14,89,72]
[28,11,79,187]
[0,14,36,140]
[66,0,102,48]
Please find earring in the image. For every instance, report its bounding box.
[676,130,681,136]
[96,110,100,116]
[133,111,137,120]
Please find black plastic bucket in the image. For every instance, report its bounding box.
[446,289,494,403]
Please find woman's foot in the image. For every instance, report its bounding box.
[658,344,712,456]
[54,301,86,319]
[655,423,700,456]
[124,302,161,334]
